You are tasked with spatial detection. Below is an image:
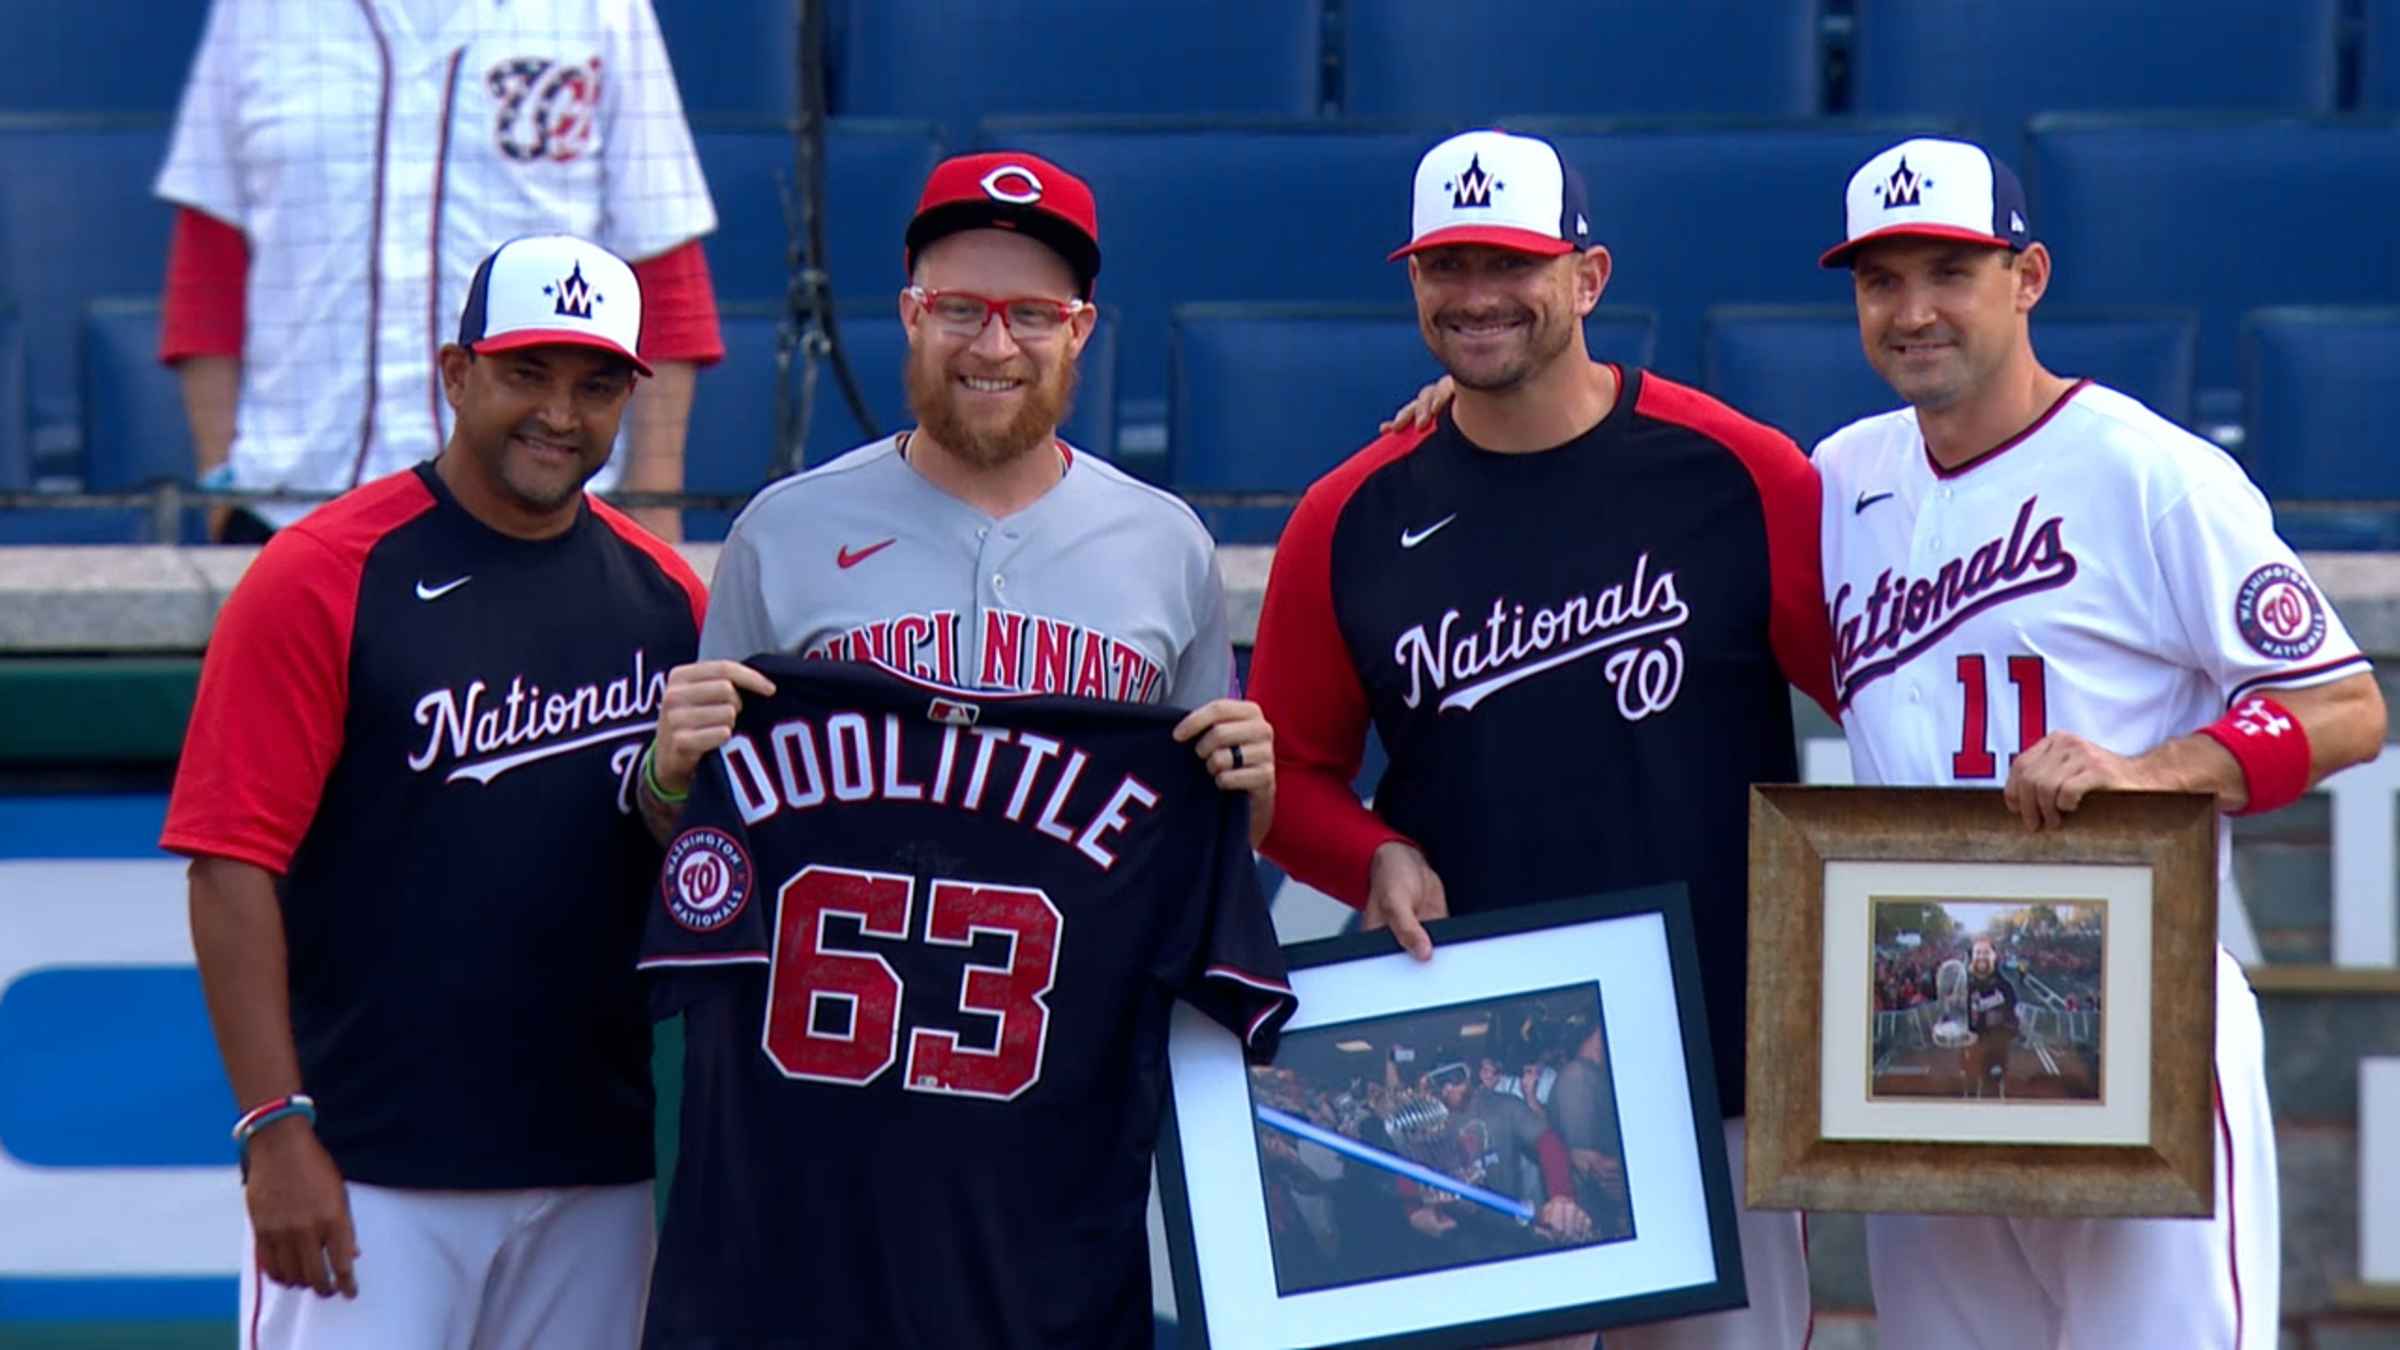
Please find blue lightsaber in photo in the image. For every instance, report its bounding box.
[1253,1104,1535,1222]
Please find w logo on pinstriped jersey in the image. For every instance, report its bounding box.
[487,55,603,163]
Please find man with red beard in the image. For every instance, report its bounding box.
[639,150,1272,831]
[627,153,1288,1346]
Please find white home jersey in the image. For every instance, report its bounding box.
[1819,380,2367,797]
[155,0,716,525]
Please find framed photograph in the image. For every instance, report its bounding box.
[1159,887,1747,1350]
[1746,785,2219,1218]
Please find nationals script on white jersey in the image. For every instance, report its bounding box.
[1817,380,2368,803]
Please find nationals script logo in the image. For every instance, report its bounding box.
[1832,496,2077,707]
[408,649,665,796]
[1393,553,1689,721]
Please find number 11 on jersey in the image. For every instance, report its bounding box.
[1953,653,2049,779]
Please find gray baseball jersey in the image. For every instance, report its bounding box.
[699,436,1237,708]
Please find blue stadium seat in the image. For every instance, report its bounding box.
[1342,0,1823,122]
[0,3,206,114]
[654,0,802,120]
[1170,304,1656,543]
[833,1,1324,142]
[0,307,24,490]
[81,298,193,491]
[1703,305,2200,454]
[1527,121,1954,385]
[0,507,152,544]
[973,123,1428,466]
[684,301,1118,540]
[1852,0,2339,148]
[0,117,173,480]
[2370,0,2400,111]
[2241,307,2400,500]
[2026,118,2400,403]
[693,119,944,305]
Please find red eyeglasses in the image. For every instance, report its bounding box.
[907,287,1089,342]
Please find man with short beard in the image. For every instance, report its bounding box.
[643,152,1273,829]
[161,235,705,1348]
[1252,128,1838,1350]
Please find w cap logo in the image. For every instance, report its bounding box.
[1874,156,1930,209]
[545,260,601,319]
[1447,154,1499,209]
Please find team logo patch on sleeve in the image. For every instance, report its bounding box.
[2235,563,2327,660]
[662,828,753,932]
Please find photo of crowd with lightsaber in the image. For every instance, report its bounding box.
[1244,984,1636,1296]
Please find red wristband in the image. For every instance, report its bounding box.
[2197,694,2312,816]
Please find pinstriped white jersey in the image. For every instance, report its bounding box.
[155,0,716,524]
[1817,380,2368,794]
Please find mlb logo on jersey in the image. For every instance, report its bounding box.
[926,697,981,726]
[662,827,753,932]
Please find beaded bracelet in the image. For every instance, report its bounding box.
[231,1094,316,1145]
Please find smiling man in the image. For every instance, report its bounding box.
[1815,135,2384,1350]
[1248,128,1837,1350]
[161,233,706,1349]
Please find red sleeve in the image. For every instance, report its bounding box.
[1249,429,1429,906]
[159,206,247,364]
[1536,1130,1574,1201]
[630,240,725,366]
[591,494,709,631]
[1634,376,1838,719]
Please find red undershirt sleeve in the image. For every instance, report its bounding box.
[1249,443,1419,907]
[159,206,247,364]
[631,240,725,367]
[159,527,360,873]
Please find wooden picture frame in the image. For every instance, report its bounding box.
[1158,888,1747,1349]
[1746,785,2219,1218]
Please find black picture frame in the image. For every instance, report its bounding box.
[1158,886,1746,1349]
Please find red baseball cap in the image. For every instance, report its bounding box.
[904,152,1101,298]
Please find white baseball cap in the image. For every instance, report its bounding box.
[1820,137,2033,269]
[1390,128,1594,262]
[456,234,651,376]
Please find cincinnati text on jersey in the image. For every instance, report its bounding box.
[408,647,666,784]
[1831,497,2078,707]
[805,607,1168,703]
[1393,551,1689,719]
[718,712,1161,872]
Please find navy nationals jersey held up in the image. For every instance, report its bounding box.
[1252,371,1834,1118]
[638,658,1295,1349]
[161,462,706,1187]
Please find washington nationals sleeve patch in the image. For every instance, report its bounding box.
[661,827,755,933]
[2234,563,2328,661]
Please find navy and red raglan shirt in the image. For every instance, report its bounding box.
[160,462,706,1188]
[637,657,1295,1349]
[1251,369,1837,1118]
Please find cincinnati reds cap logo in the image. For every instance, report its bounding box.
[979,164,1044,205]
[662,827,753,932]
[2235,562,2326,661]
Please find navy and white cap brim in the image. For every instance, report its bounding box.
[1821,137,2032,268]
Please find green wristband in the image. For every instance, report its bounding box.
[642,745,691,805]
